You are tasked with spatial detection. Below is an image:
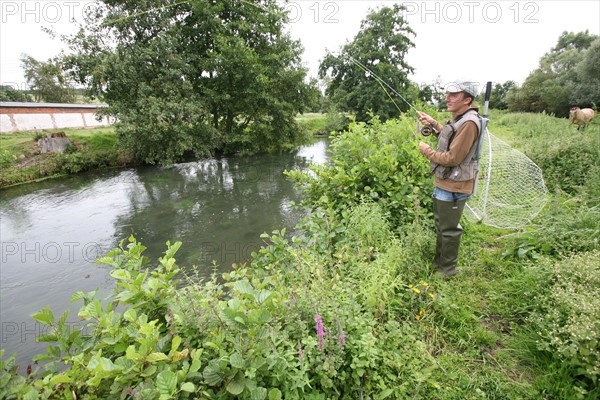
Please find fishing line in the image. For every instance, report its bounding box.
[343,54,434,135]
[343,54,419,114]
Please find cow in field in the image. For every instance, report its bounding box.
[569,107,595,130]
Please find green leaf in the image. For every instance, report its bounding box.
[229,352,245,369]
[203,363,224,386]
[49,374,73,385]
[254,289,272,305]
[251,387,268,400]
[110,269,131,280]
[147,352,169,363]
[156,369,177,397]
[70,291,86,303]
[171,335,182,353]
[268,388,282,400]
[32,306,54,326]
[180,382,195,393]
[226,371,246,395]
[100,357,119,371]
[95,256,116,266]
[123,308,137,322]
[376,388,394,399]
[79,299,102,319]
[141,365,157,377]
[233,280,254,295]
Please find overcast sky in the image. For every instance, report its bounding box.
[1,1,599,94]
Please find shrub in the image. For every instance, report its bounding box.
[285,115,433,228]
[532,250,600,386]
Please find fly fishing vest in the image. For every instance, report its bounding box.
[430,108,482,181]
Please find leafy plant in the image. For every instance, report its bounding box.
[532,250,600,386]
[286,114,434,229]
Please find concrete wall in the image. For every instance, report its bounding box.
[0,102,114,134]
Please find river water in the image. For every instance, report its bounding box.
[0,139,329,366]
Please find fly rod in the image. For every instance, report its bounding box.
[343,54,436,135]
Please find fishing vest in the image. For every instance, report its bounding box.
[430,108,482,182]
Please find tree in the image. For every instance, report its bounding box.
[62,0,311,164]
[508,31,599,116]
[570,37,600,108]
[0,85,32,102]
[20,55,76,103]
[318,4,415,122]
[488,81,518,110]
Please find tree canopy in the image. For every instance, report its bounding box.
[62,0,312,164]
[20,55,76,103]
[318,4,416,122]
[506,31,600,117]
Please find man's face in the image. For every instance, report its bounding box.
[445,91,470,113]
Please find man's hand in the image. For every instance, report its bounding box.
[416,111,434,125]
[419,141,430,155]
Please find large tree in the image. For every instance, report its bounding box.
[20,55,76,103]
[318,4,415,122]
[507,31,599,117]
[62,0,311,164]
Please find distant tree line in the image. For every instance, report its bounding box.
[482,31,599,117]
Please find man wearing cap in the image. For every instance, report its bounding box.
[416,79,481,278]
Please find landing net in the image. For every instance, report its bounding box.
[465,129,548,229]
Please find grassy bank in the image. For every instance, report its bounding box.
[1,111,598,399]
[0,126,133,188]
[0,115,337,189]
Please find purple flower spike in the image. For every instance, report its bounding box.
[315,314,325,351]
[338,330,346,348]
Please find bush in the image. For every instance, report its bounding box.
[286,115,434,228]
[532,250,600,386]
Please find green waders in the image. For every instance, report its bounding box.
[433,197,467,277]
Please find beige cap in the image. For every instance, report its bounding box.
[446,79,479,98]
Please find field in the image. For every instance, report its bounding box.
[1,111,599,399]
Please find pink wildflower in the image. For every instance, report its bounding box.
[315,314,325,351]
[338,330,346,348]
[298,340,303,360]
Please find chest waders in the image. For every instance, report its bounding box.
[432,109,483,277]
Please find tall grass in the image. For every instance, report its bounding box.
[491,110,599,196]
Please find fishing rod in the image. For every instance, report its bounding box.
[343,54,436,135]
[344,54,418,113]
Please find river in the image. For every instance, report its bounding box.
[0,139,329,367]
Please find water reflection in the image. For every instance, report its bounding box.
[0,139,328,366]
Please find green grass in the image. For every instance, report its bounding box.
[0,126,129,188]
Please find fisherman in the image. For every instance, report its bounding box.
[416,79,481,278]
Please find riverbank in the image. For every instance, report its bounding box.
[0,114,334,189]
[0,126,135,188]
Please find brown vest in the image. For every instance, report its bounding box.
[430,109,481,182]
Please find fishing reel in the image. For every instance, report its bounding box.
[416,120,437,136]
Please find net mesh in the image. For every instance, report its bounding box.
[465,130,548,229]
